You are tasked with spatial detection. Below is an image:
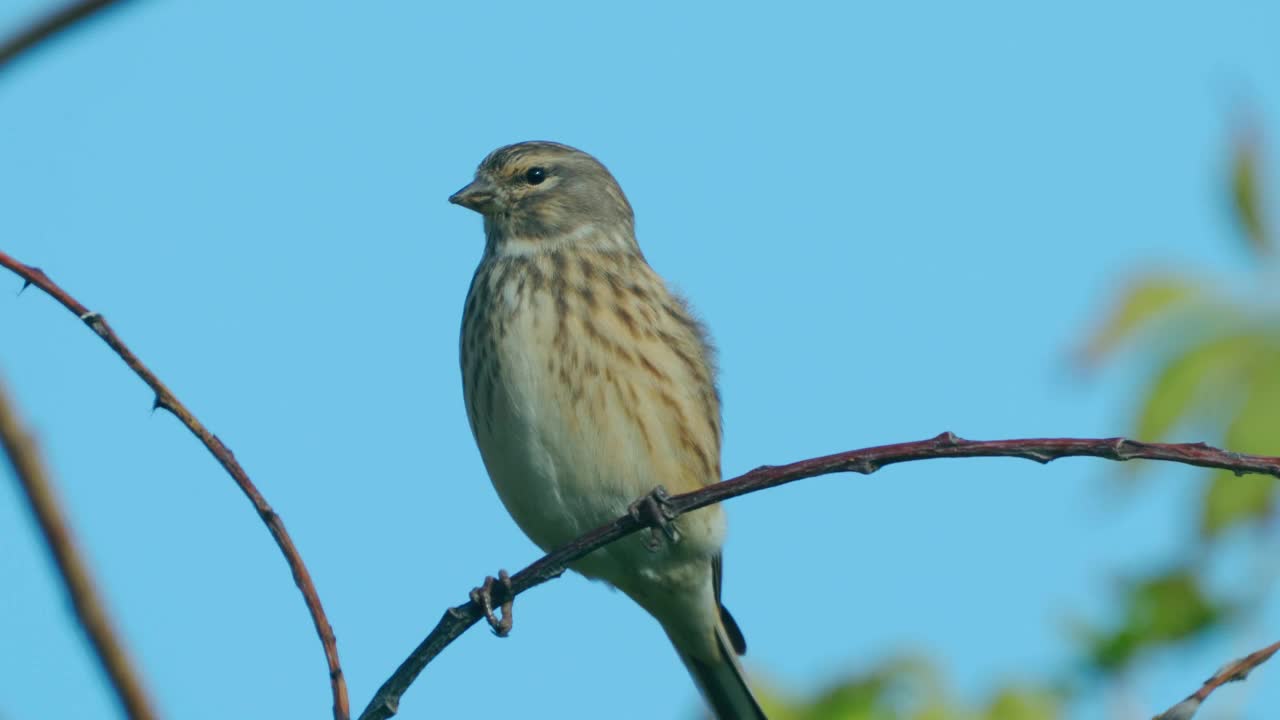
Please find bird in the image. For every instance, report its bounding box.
[452,141,766,719]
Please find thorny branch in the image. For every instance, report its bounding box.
[1153,639,1280,719]
[0,251,350,720]
[358,432,1280,720]
[0,0,134,73]
[0,376,159,720]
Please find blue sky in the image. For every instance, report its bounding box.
[2,1,1278,718]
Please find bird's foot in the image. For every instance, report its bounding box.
[469,569,514,637]
[629,485,681,551]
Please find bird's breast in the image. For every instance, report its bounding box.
[460,251,725,574]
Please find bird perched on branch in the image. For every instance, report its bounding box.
[452,141,765,719]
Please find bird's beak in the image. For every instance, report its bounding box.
[449,179,497,214]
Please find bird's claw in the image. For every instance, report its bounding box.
[469,569,514,637]
[629,485,681,551]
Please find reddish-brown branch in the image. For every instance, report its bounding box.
[0,250,350,720]
[0,376,159,720]
[1153,639,1280,719]
[358,432,1280,720]
[0,0,134,73]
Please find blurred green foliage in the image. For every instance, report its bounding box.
[1074,568,1230,673]
[748,123,1275,719]
[1231,126,1270,256]
[754,657,1063,720]
[1079,121,1278,540]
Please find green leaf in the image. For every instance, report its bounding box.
[759,656,945,720]
[1200,357,1280,536]
[801,674,900,720]
[1077,276,1205,365]
[982,687,1061,720]
[1081,570,1225,672]
[912,702,971,720]
[1134,335,1259,442]
[1225,357,1280,454]
[759,660,1065,720]
[1202,471,1276,537]
[1230,129,1270,256]
[1129,571,1222,642]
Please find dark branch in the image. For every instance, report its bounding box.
[0,376,159,720]
[0,250,351,720]
[1153,639,1280,719]
[358,432,1280,720]
[0,0,134,74]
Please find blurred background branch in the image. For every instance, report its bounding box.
[0,375,158,720]
[0,0,133,74]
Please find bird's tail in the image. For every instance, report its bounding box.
[675,607,768,720]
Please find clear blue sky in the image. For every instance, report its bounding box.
[2,1,1278,718]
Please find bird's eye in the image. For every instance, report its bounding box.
[525,167,547,185]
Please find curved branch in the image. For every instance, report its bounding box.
[358,432,1280,720]
[0,0,134,73]
[0,376,159,719]
[0,250,350,720]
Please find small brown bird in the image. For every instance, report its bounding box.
[453,141,765,719]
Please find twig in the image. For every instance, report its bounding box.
[358,431,1280,720]
[0,0,134,73]
[0,250,350,720]
[1152,639,1280,719]
[0,376,159,720]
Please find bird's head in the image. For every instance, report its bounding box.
[450,141,637,253]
